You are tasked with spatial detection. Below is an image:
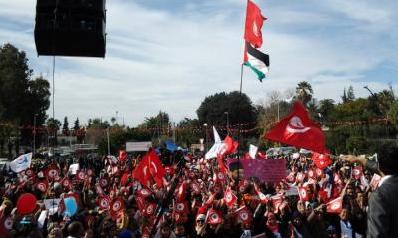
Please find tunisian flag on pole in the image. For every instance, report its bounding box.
[132,149,165,187]
[264,101,327,154]
[244,0,266,48]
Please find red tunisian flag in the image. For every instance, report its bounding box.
[132,149,165,187]
[244,0,266,48]
[312,152,332,170]
[326,196,343,214]
[119,150,127,162]
[224,186,237,208]
[264,101,327,154]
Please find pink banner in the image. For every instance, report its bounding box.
[241,159,286,183]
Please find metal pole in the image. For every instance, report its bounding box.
[33,114,37,155]
[107,127,110,155]
[239,64,244,94]
[277,101,280,121]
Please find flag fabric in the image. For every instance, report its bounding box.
[244,0,266,48]
[326,197,343,214]
[118,150,127,162]
[264,101,327,154]
[224,186,237,208]
[216,155,228,173]
[10,153,32,173]
[312,152,332,170]
[222,135,239,155]
[298,187,309,201]
[165,140,178,152]
[243,42,269,82]
[236,206,253,224]
[249,144,258,159]
[205,126,224,159]
[254,183,269,204]
[132,150,165,187]
[352,166,363,180]
[206,208,223,225]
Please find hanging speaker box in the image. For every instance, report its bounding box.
[34,0,106,58]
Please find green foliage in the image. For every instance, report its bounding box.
[97,127,152,155]
[175,118,201,147]
[346,136,369,154]
[388,101,398,129]
[196,91,256,126]
[0,44,50,155]
[62,116,69,135]
[73,118,80,130]
[295,81,313,105]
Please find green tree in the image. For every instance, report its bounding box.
[318,99,335,124]
[347,85,355,102]
[47,118,61,146]
[388,101,398,129]
[138,111,170,137]
[0,44,50,153]
[73,118,80,130]
[295,81,313,105]
[175,118,201,147]
[196,91,256,128]
[62,116,69,135]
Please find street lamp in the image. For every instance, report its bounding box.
[203,123,208,151]
[33,114,38,156]
[224,112,229,134]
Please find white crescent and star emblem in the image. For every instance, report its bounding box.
[37,183,46,192]
[225,193,232,202]
[177,203,184,211]
[112,201,121,211]
[100,198,109,209]
[286,116,311,134]
[240,211,248,221]
[211,213,219,222]
[4,217,13,230]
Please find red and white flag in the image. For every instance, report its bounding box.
[264,101,327,154]
[326,197,343,214]
[352,166,363,180]
[98,196,110,210]
[224,186,237,208]
[206,209,223,225]
[175,201,189,214]
[236,206,253,224]
[132,149,165,187]
[254,183,269,204]
[244,0,266,48]
[312,152,332,170]
[298,187,309,201]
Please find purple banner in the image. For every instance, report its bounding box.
[241,159,286,183]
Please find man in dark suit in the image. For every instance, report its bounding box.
[367,145,398,238]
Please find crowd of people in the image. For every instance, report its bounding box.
[0,145,394,238]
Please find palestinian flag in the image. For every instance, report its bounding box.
[244,42,269,82]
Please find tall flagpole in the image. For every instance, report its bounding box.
[239,63,244,94]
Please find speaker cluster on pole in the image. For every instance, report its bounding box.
[34,0,106,58]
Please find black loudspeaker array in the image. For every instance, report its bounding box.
[34,0,106,57]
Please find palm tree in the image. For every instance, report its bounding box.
[295,81,313,105]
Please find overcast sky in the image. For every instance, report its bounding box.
[0,0,397,126]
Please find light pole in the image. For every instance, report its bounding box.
[107,127,110,156]
[203,123,208,151]
[33,114,37,156]
[224,112,229,134]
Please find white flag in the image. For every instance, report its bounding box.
[44,199,61,215]
[249,144,258,159]
[205,126,225,159]
[10,153,32,173]
[68,163,79,175]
